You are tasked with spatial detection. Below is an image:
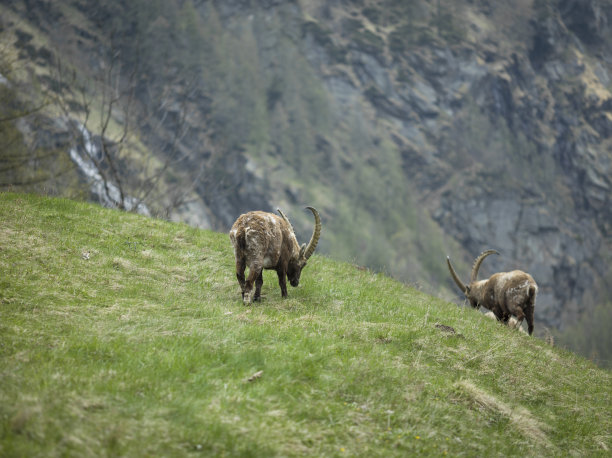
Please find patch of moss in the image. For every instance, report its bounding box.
[362,7,381,25]
[353,29,386,56]
[302,20,347,63]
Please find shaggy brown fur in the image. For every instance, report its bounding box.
[229,207,321,304]
[447,250,538,335]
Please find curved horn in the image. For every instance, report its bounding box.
[447,256,467,294]
[303,206,321,260]
[276,208,295,235]
[470,249,500,283]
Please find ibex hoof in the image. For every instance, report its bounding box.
[243,290,256,305]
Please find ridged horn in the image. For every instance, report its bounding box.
[276,208,295,235]
[447,256,467,294]
[470,249,500,283]
[303,206,321,260]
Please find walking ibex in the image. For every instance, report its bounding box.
[447,250,538,335]
[229,207,321,304]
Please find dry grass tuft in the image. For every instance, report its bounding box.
[456,380,552,448]
[112,257,133,271]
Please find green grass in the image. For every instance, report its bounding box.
[0,192,610,457]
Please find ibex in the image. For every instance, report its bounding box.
[446,250,538,335]
[229,206,321,304]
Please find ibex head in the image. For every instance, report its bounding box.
[277,206,321,287]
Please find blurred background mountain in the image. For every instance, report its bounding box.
[1,0,611,366]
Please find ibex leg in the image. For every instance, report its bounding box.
[244,262,262,304]
[276,269,288,297]
[254,270,264,301]
[235,258,246,300]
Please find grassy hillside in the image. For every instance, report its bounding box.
[0,193,610,457]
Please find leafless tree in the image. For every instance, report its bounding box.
[51,43,207,217]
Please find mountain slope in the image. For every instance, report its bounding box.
[0,0,611,360]
[0,193,610,456]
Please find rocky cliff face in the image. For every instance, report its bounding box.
[1,0,611,334]
[291,0,612,330]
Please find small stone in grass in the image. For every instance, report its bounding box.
[247,370,263,382]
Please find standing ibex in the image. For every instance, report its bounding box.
[229,207,321,304]
[446,250,538,335]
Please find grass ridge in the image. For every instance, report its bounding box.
[455,379,551,449]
